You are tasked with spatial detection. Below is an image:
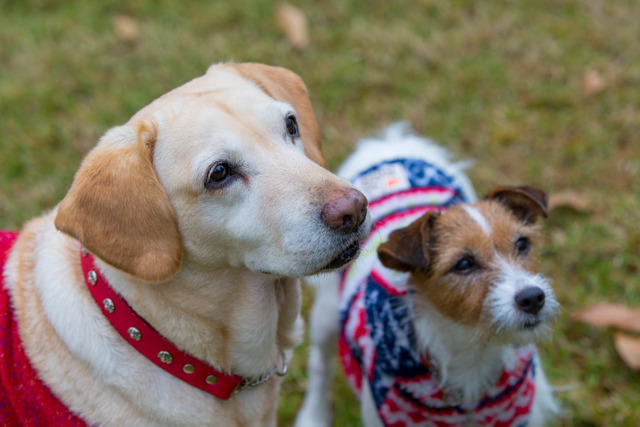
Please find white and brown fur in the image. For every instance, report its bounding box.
[3,63,371,425]
[296,127,559,426]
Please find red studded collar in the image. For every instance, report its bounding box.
[80,249,287,400]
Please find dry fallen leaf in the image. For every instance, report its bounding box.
[582,69,607,96]
[614,332,640,370]
[113,14,139,44]
[548,191,590,213]
[275,3,309,50]
[572,303,640,332]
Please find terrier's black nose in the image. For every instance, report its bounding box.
[515,286,545,314]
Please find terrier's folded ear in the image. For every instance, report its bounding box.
[377,212,438,272]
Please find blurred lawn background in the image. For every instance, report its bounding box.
[1,0,639,425]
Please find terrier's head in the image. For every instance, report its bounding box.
[378,186,558,344]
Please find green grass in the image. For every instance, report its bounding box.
[1,0,639,425]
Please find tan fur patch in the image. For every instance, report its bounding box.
[55,132,183,284]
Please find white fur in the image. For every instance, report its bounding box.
[486,257,560,343]
[295,273,340,427]
[463,205,492,236]
[361,377,385,427]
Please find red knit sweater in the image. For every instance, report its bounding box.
[0,231,86,425]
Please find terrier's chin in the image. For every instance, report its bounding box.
[476,321,554,346]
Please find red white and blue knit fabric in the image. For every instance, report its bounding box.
[0,231,86,426]
[338,159,537,426]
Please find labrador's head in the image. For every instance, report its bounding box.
[55,63,371,283]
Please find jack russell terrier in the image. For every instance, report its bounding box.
[296,123,559,426]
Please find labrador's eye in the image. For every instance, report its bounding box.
[205,162,230,187]
[285,114,299,138]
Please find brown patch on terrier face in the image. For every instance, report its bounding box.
[380,187,547,331]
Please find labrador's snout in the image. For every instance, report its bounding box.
[321,187,368,234]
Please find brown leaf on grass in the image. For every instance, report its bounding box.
[582,69,607,96]
[572,303,640,332]
[548,191,590,213]
[614,332,640,370]
[113,14,139,44]
[275,3,309,50]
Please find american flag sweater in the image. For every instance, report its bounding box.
[337,158,536,426]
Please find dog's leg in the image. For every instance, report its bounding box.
[295,272,341,427]
[361,376,384,427]
[528,353,560,426]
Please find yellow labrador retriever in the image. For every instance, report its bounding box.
[0,63,370,425]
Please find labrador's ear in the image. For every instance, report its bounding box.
[231,63,326,168]
[485,186,548,223]
[55,120,183,283]
[378,212,438,272]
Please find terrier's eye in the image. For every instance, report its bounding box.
[451,256,476,274]
[285,114,299,138]
[515,236,531,255]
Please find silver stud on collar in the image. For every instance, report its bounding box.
[183,364,195,374]
[127,327,141,341]
[88,271,97,286]
[103,298,115,313]
[206,375,218,384]
[158,351,173,364]
[81,248,88,257]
